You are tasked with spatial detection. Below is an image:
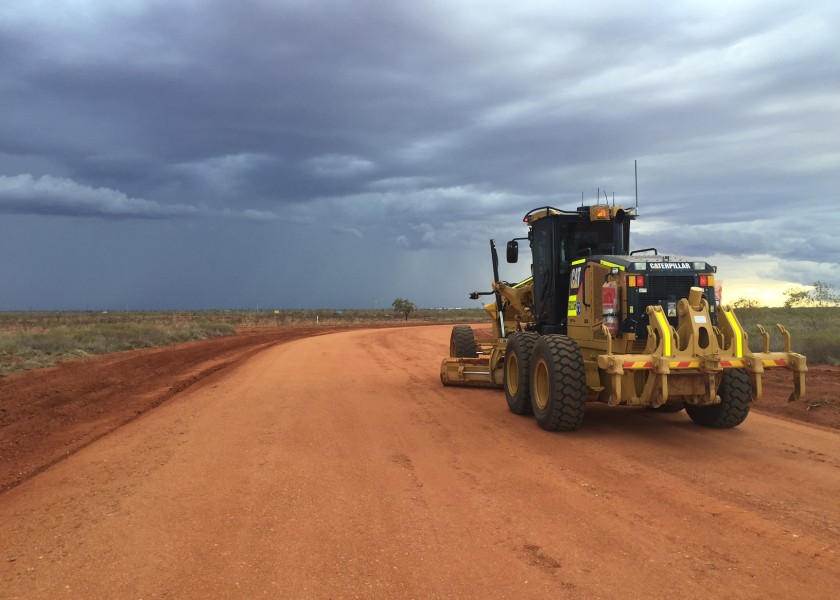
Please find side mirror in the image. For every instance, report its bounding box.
[506,240,519,263]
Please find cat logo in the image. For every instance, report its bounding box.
[570,266,583,290]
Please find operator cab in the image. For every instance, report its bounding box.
[507,205,717,338]
[507,205,633,335]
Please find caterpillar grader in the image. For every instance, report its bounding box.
[440,204,807,431]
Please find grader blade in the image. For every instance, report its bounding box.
[440,357,498,387]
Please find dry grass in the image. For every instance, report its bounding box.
[7,304,827,378]
[0,319,236,376]
[0,309,486,376]
[732,306,840,365]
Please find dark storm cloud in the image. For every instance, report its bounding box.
[1,0,838,308]
[0,174,281,222]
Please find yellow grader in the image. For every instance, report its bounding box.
[440,204,807,431]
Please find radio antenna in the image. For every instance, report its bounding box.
[634,160,639,213]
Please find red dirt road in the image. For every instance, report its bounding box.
[1,326,839,599]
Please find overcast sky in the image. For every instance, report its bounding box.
[1,0,838,310]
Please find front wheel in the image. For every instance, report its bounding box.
[530,335,586,431]
[504,332,539,415]
[685,369,751,428]
[450,326,478,358]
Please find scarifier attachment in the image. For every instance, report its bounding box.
[716,306,807,402]
[596,287,807,407]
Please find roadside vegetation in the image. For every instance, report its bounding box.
[732,307,840,365]
[2,285,837,377]
[0,315,235,376]
[731,281,840,364]
[0,308,486,376]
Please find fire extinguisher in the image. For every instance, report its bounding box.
[602,281,618,336]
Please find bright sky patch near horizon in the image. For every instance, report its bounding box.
[1,0,838,310]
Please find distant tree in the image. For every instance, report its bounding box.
[392,298,416,321]
[783,281,840,330]
[784,287,812,309]
[731,297,763,309]
[783,281,840,309]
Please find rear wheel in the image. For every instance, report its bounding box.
[450,326,478,358]
[530,335,586,431]
[685,369,751,428]
[504,332,539,415]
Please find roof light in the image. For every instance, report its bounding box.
[590,206,610,221]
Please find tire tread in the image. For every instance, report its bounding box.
[504,332,539,415]
[685,369,751,428]
[450,326,478,358]
[532,335,586,431]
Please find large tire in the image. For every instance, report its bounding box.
[450,325,478,358]
[530,335,587,431]
[685,369,751,428]
[504,332,539,415]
